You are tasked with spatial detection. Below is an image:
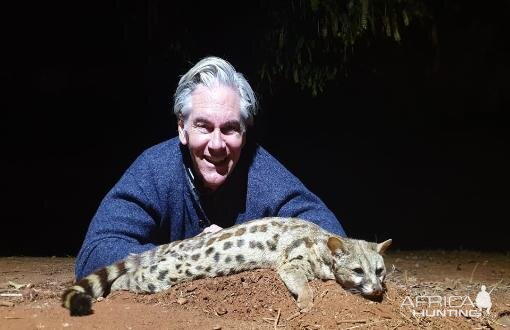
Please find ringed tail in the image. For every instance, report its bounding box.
[62,261,126,316]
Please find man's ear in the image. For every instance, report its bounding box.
[327,237,347,255]
[376,239,392,254]
[178,117,188,145]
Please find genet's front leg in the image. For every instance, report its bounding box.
[277,263,314,312]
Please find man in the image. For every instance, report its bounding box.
[75,57,346,279]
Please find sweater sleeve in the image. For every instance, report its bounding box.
[75,157,164,280]
[275,186,347,237]
[250,147,347,237]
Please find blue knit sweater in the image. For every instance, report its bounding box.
[75,137,345,279]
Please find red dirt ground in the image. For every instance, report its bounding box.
[1,251,509,329]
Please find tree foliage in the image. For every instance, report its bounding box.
[259,0,434,95]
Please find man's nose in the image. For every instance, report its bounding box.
[209,129,226,150]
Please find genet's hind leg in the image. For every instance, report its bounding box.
[110,273,129,292]
[277,263,314,312]
[128,266,173,294]
[121,251,181,294]
[110,270,170,294]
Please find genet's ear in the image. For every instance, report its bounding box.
[178,117,188,145]
[376,239,392,254]
[327,237,346,255]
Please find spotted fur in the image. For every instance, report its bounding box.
[62,217,391,316]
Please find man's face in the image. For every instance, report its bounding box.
[178,84,245,191]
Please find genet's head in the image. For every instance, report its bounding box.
[173,57,258,191]
[327,237,392,299]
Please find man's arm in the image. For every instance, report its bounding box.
[75,167,164,280]
[250,147,347,237]
[274,186,347,237]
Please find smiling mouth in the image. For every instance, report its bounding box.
[205,156,228,166]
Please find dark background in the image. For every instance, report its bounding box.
[2,1,508,256]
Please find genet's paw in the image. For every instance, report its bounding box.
[296,287,314,313]
[297,298,313,313]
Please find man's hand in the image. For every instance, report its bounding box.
[201,224,223,234]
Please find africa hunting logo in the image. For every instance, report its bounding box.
[401,285,492,318]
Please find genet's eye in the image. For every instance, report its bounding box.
[352,267,364,275]
[375,268,384,276]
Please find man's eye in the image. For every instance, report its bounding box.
[194,123,211,133]
[222,125,241,135]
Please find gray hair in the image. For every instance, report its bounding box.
[173,56,258,131]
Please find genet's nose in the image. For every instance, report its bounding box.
[371,283,384,296]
